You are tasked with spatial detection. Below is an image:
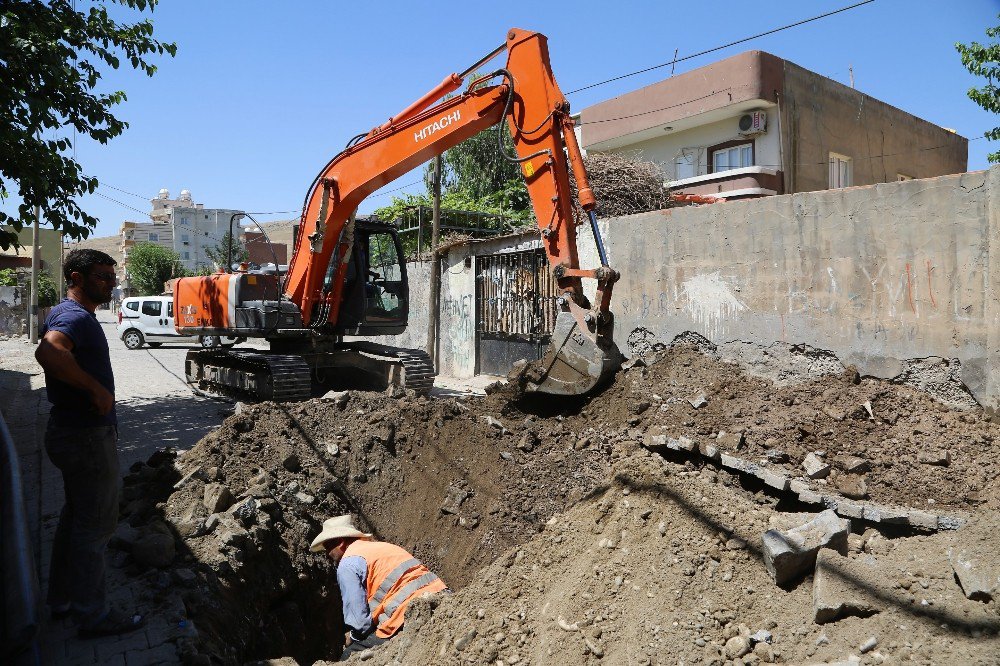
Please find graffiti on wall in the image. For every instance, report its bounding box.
[442,293,475,375]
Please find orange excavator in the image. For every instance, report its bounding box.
[174,28,620,401]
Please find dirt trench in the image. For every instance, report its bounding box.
[117,337,1000,665]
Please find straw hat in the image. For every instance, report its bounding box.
[309,515,373,552]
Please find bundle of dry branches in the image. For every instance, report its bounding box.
[570,151,670,221]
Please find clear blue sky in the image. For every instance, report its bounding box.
[28,0,1000,238]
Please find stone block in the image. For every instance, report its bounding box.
[950,548,998,602]
[762,509,849,586]
[834,499,865,519]
[832,455,871,474]
[720,453,759,475]
[917,450,951,466]
[669,436,696,452]
[757,467,790,491]
[813,548,882,623]
[906,510,939,531]
[862,504,908,524]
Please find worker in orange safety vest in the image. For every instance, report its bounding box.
[310,515,448,660]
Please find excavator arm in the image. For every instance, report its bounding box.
[285,28,620,395]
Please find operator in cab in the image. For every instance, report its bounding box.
[310,515,447,660]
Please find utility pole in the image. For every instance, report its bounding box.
[849,65,855,89]
[29,205,40,344]
[426,155,443,370]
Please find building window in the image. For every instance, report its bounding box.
[829,153,852,188]
[674,148,698,180]
[181,233,190,243]
[147,232,159,242]
[709,141,753,173]
[182,251,190,260]
[896,173,913,181]
[180,217,190,226]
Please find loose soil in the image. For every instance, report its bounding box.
[118,336,1000,665]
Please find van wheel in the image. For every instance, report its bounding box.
[147,342,162,348]
[123,329,144,350]
[199,335,221,348]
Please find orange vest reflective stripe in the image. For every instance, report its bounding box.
[344,539,447,638]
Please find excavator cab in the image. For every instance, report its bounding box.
[332,220,409,336]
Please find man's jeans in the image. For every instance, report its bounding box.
[44,422,119,627]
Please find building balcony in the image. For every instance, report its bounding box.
[667,166,783,200]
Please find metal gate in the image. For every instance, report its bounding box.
[475,248,558,376]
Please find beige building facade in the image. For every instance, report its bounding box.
[580,51,968,199]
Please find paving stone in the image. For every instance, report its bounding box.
[762,509,849,586]
[789,479,823,505]
[813,548,883,623]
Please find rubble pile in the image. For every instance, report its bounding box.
[115,336,1000,665]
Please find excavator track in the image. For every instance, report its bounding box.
[186,344,435,402]
[185,350,312,402]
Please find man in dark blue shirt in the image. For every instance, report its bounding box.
[35,249,144,637]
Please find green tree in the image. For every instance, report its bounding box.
[204,230,248,269]
[36,270,58,307]
[0,0,176,250]
[958,15,1000,162]
[127,241,181,295]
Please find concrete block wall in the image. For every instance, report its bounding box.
[576,167,999,411]
[373,167,1000,411]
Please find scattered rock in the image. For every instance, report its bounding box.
[724,635,751,659]
[441,486,471,515]
[834,474,869,499]
[918,450,952,466]
[859,636,878,654]
[762,510,848,585]
[802,452,831,479]
[832,455,871,474]
[132,532,176,568]
[765,449,789,464]
[282,454,301,473]
[203,483,235,514]
[688,394,708,409]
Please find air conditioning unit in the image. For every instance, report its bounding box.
[738,110,767,136]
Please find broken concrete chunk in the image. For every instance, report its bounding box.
[688,394,708,409]
[802,452,831,479]
[917,450,952,466]
[762,509,848,586]
[861,504,908,524]
[756,467,790,491]
[621,355,646,371]
[203,483,235,514]
[322,390,351,406]
[950,548,998,602]
[906,509,939,531]
[697,441,721,462]
[482,416,507,435]
[813,548,882,624]
[669,436,696,452]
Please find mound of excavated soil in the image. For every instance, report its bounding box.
[116,337,1000,665]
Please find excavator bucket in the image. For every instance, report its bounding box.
[519,311,621,396]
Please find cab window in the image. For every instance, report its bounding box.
[141,300,162,316]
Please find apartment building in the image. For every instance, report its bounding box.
[119,189,245,286]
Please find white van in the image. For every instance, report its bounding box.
[117,296,240,349]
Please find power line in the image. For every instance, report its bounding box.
[567,0,876,95]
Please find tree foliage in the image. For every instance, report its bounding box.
[957,15,1000,162]
[204,230,248,269]
[0,0,176,250]
[127,241,181,295]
